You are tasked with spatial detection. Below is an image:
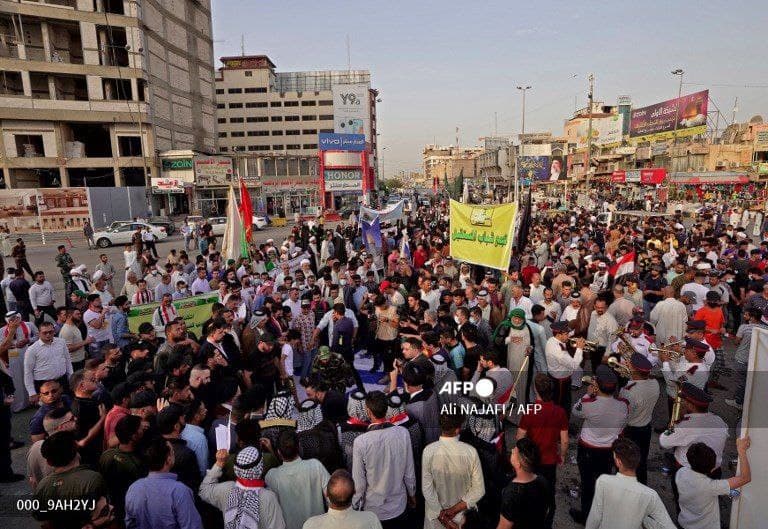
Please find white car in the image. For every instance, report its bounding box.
[94,222,167,248]
[252,215,268,230]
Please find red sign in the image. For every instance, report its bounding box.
[611,168,666,185]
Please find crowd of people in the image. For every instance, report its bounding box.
[0,195,758,529]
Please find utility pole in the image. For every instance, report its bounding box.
[494,112,498,136]
[732,97,739,124]
[585,74,594,191]
[240,34,245,56]
[671,69,684,143]
[516,85,531,205]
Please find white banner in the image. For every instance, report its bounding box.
[332,82,371,140]
[359,200,406,224]
[573,114,624,147]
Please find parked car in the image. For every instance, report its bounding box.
[148,216,176,235]
[209,217,228,236]
[94,222,167,248]
[252,215,269,230]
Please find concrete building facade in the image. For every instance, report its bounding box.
[0,0,216,191]
[422,145,482,190]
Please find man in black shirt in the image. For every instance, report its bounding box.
[498,438,551,529]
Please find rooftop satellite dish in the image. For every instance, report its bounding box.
[749,115,763,124]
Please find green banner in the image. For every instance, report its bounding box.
[127,292,219,335]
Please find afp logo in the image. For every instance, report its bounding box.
[340,92,361,105]
[438,379,495,398]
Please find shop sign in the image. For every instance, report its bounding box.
[151,178,185,194]
[161,159,193,171]
[194,156,233,186]
[324,169,363,191]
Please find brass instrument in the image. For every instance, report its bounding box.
[649,340,685,362]
[607,357,632,378]
[612,331,638,363]
[570,338,599,352]
[666,384,683,434]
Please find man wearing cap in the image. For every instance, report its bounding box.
[619,353,659,485]
[589,262,611,294]
[612,317,653,366]
[681,271,709,312]
[545,321,584,415]
[684,320,716,368]
[659,382,728,507]
[570,365,629,524]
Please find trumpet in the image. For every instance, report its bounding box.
[649,341,684,362]
[570,338,599,352]
[666,385,683,434]
[607,357,632,378]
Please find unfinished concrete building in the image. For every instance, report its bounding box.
[0,0,217,189]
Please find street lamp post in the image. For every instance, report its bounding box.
[516,85,531,204]
[585,74,594,191]
[671,69,684,144]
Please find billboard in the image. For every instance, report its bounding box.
[318,132,366,152]
[151,177,185,194]
[194,156,233,186]
[517,156,550,181]
[449,200,517,270]
[549,156,567,182]
[325,169,363,191]
[0,188,90,234]
[573,114,624,147]
[332,83,371,140]
[629,90,709,142]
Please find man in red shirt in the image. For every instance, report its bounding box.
[694,291,727,389]
[516,373,569,529]
[103,382,131,449]
[520,257,541,286]
[413,243,428,270]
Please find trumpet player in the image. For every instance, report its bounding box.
[611,317,654,366]
[660,338,709,421]
[619,353,659,485]
[546,321,584,416]
[658,382,727,509]
[569,365,629,524]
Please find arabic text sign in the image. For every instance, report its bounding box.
[318,133,366,152]
[127,292,219,336]
[449,199,517,270]
[629,90,709,142]
[324,169,363,191]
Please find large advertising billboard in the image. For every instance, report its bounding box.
[517,156,550,181]
[194,156,233,186]
[629,90,709,142]
[573,114,624,147]
[324,169,363,191]
[0,188,89,234]
[332,83,371,141]
[318,132,366,151]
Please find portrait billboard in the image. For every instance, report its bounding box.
[629,90,709,142]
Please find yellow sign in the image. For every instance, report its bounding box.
[127,292,219,336]
[449,200,517,270]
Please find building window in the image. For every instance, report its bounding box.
[246,102,268,108]
[220,147,229,152]
[229,103,243,109]
[227,88,242,94]
[272,145,284,150]
[231,131,245,137]
[247,116,268,123]
[301,101,317,106]
[303,144,317,149]
[319,114,333,121]
[218,132,227,137]
[319,128,333,133]
[285,116,300,122]
[272,131,284,136]
[255,146,270,151]
[246,130,269,136]
[284,101,299,107]
[286,130,300,136]
[217,103,225,109]
[287,144,301,150]
[230,117,244,123]
[216,88,224,94]
[245,87,268,93]
[217,118,226,124]
[301,115,316,121]
[319,100,333,106]
[271,116,283,122]
[245,71,253,77]
[302,129,317,135]
[247,145,257,151]
[270,102,282,107]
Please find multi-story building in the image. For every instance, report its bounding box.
[422,145,482,189]
[214,55,378,157]
[0,0,216,191]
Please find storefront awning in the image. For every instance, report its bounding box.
[669,172,750,185]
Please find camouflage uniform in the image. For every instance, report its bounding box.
[310,345,355,393]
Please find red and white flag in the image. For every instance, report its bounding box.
[609,251,636,278]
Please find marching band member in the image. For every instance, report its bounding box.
[545,321,584,416]
[619,353,659,485]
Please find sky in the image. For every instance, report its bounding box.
[212,0,768,177]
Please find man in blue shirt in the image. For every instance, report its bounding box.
[125,437,203,529]
[111,296,134,349]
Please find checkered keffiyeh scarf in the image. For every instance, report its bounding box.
[347,391,368,421]
[297,399,323,432]
[265,392,297,420]
[386,394,405,420]
[467,410,498,443]
[225,447,264,529]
